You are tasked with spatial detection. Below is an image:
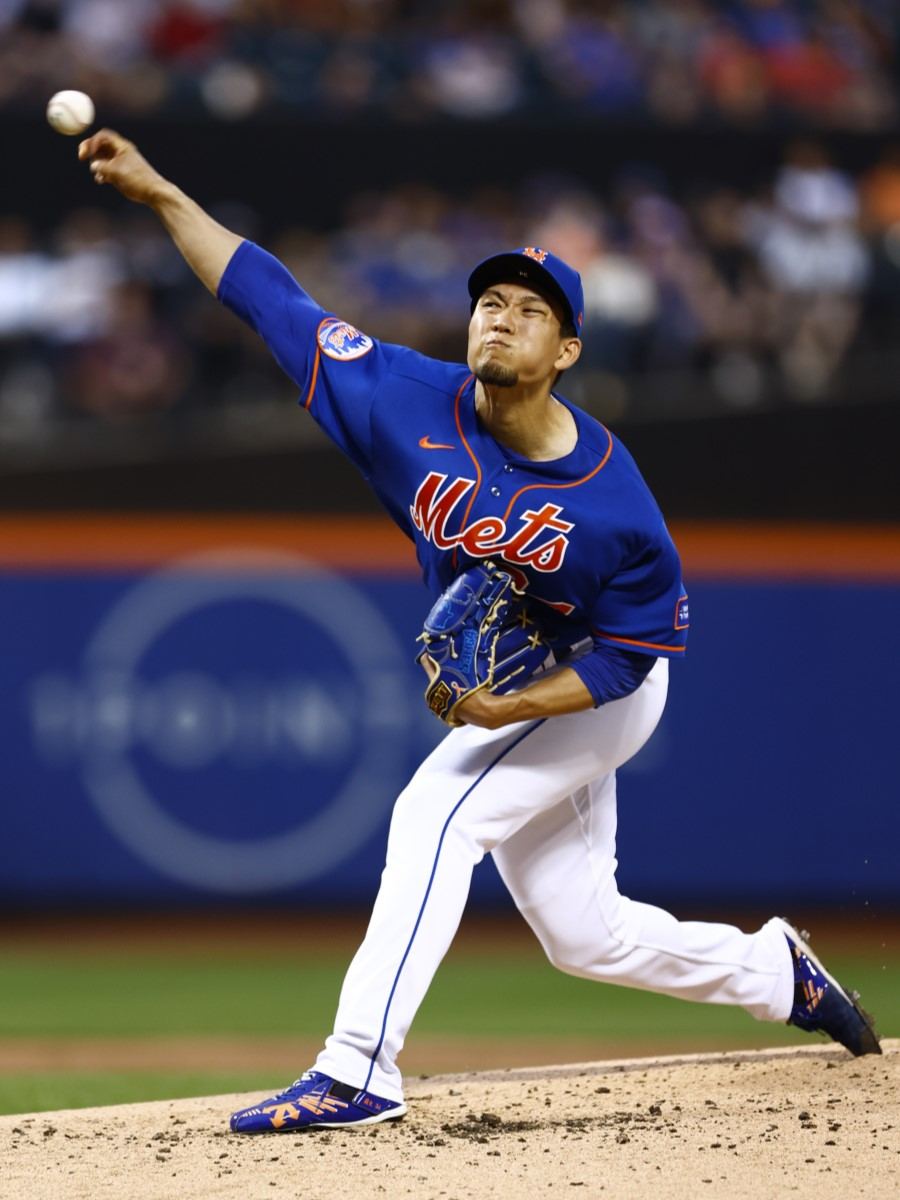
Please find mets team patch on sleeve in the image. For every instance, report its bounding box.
[675,596,690,630]
[317,318,374,361]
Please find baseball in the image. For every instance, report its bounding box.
[46,90,95,136]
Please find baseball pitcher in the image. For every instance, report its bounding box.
[77,130,881,1134]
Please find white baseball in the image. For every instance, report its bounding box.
[46,90,95,136]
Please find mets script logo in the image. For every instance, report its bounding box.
[522,247,548,264]
[410,472,573,573]
[317,318,374,361]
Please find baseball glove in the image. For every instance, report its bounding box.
[417,561,548,726]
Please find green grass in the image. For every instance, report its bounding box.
[0,954,335,1037]
[0,942,895,1115]
[0,947,895,1040]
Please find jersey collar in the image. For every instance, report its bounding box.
[462,377,611,481]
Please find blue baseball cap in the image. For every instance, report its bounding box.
[467,247,585,337]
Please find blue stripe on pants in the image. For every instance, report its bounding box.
[363,719,546,1092]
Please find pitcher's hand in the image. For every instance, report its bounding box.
[78,129,168,206]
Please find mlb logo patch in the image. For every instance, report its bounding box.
[675,596,690,630]
[318,317,374,361]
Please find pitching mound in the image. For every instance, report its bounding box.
[2,1042,897,1199]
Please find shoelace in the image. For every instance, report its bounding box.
[274,1070,317,1100]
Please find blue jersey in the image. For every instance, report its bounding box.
[219,242,689,702]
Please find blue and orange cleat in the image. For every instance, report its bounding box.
[229,1070,407,1133]
[778,918,881,1057]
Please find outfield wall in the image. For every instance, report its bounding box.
[1,516,897,910]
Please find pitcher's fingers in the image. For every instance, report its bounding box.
[78,129,126,161]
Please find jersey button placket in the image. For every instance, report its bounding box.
[490,485,501,497]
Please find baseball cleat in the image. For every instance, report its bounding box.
[777,918,881,1057]
[229,1070,407,1133]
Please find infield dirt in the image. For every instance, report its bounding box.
[1,1042,896,1200]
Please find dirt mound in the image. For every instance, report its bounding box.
[1,1042,896,1200]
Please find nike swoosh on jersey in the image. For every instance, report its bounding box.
[418,436,457,451]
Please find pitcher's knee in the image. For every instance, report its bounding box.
[541,924,630,977]
[534,890,636,976]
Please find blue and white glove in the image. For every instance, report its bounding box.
[417,561,548,726]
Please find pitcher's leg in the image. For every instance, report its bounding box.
[493,773,794,1022]
[315,718,547,1100]
[317,662,670,1099]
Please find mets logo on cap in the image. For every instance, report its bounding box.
[318,317,374,361]
[522,247,548,264]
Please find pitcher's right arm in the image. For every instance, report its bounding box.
[79,129,242,295]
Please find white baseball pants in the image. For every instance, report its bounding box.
[316,659,794,1101]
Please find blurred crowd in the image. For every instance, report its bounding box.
[1,0,897,128]
[3,139,900,438]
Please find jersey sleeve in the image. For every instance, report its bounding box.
[589,522,689,658]
[217,240,392,474]
[567,643,656,708]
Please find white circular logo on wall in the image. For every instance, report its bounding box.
[64,549,411,893]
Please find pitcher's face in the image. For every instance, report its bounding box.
[467,283,580,388]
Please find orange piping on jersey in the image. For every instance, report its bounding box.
[500,425,614,523]
[304,350,321,410]
[593,630,687,653]
[304,324,327,410]
[451,374,479,570]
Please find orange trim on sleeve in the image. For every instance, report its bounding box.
[304,324,326,410]
[500,425,613,523]
[451,374,479,570]
[593,630,687,653]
